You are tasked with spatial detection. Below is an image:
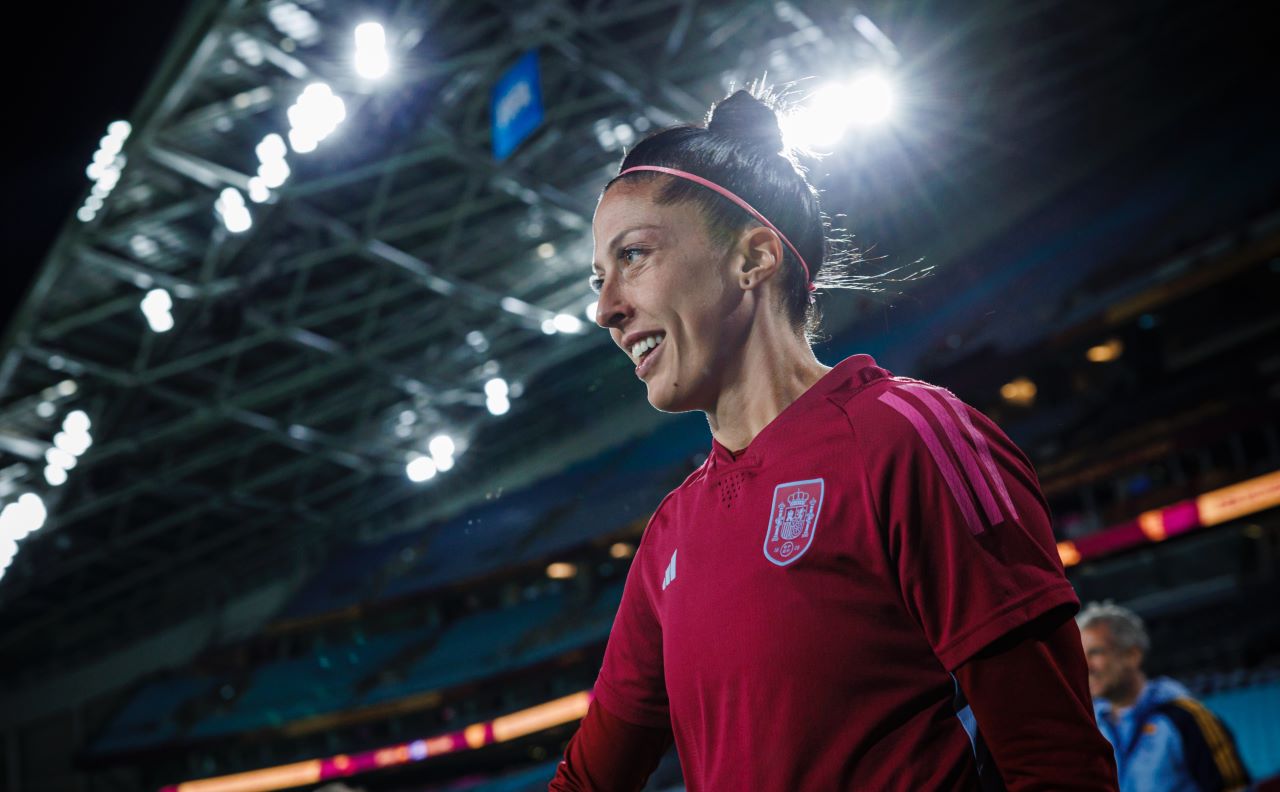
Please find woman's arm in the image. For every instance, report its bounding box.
[548,698,674,792]
[953,609,1118,791]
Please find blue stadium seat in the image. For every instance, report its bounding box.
[361,593,566,705]
[190,628,420,737]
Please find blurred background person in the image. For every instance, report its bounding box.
[1080,602,1251,792]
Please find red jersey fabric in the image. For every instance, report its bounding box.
[591,354,1081,790]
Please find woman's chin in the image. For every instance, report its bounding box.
[645,380,694,414]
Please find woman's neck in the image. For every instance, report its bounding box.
[705,315,829,454]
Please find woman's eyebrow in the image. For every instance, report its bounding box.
[592,224,664,271]
[606,224,664,252]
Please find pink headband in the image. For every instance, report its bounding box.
[619,165,816,294]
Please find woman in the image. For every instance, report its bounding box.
[549,89,1117,791]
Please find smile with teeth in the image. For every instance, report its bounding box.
[630,333,665,363]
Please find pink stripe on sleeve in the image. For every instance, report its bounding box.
[901,383,1004,526]
[879,390,985,535]
[934,387,1020,522]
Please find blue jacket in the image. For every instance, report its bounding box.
[1095,676,1251,792]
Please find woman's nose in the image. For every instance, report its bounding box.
[595,277,630,329]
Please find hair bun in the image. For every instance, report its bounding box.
[706,89,785,154]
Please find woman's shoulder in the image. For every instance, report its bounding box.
[832,374,1000,451]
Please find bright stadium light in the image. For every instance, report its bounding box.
[255,133,288,163]
[98,134,124,157]
[428,434,455,460]
[97,166,121,191]
[141,288,175,333]
[44,465,68,487]
[848,71,894,126]
[354,22,391,80]
[484,378,509,399]
[405,455,437,483]
[546,562,578,580]
[287,82,346,153]
[147,311,175,333]
[214,187,253,233]
[45,447,76,471]
[584,301,598,321]
[141,288,172,314]
[486,394,510,416]
[288,128,318,154]
[782,72,895,150]
[55,430,92,456]
[540,319,558,335]
[107,120,132,139]
[428,434,457,470]
[258,158,291,189]
[82,120,132,220]
[0,493,48,542]
[247,177,271,203]
[268,2,320,46]
[553,313,583,333]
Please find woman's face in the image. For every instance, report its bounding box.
[591,180,750,413]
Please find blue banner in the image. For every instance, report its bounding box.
[491,50,544,160]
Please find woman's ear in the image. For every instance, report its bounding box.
[737,226,785,290]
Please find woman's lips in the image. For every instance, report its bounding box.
[635,338,665,379]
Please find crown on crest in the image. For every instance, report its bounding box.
[786,490,810,507]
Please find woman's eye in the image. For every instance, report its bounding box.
[619,246,645,265]
[588,274,604,293]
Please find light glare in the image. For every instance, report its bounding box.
[848,72,894,126]
[428,434,455,460]
[553,313,583,333]
[484,378,509,399]
[783,72,895,150]
[354,22,390,79]
[546,562,578,580]
[405,455,437,482]
[46,447,76,470]
[486,395,510,416]
[247,177,271,203]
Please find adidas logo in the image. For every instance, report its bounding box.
[662,549,677,590]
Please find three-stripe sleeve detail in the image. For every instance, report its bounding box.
[1170,698,1249,788]
[879,385,1016,535]
[878,390,986,535]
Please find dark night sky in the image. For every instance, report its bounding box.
[2,3,190,331]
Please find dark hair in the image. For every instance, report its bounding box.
[606,88,825,335]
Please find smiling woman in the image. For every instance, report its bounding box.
[552,87,1120,792]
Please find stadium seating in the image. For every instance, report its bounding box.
[1201,673,1280,780]
[90,675,215,754]
[190,627,421,737]
[360,591,568,705]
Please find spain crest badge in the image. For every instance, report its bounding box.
[763,478,823,566]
